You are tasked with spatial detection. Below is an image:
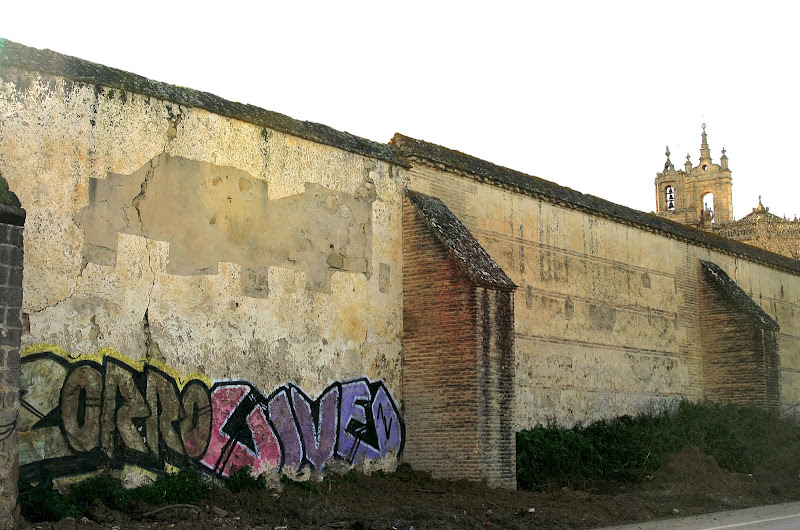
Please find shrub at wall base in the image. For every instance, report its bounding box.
[18,344,404,483]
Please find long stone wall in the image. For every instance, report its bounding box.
[4,39,800,496]
[400,151,800,428]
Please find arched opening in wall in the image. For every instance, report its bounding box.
[665,185,676,210]
[701,192,715,224]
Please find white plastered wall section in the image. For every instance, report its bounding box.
[0,69,405,398]
[407,162,800,428]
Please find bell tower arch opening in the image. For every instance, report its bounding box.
[700,191,715,226]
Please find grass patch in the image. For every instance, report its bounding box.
[18,478,84,522]
[19,468,212,523]
[517,400,800,489]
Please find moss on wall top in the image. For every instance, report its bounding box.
[0,170,21,207]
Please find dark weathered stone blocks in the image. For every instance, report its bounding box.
[0,202,24,529]
[0,287,22,309]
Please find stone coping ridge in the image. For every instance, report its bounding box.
[0,38,410,169]
[701,261,780,331]
[391,133,800,276]
[0,203,25,226]
[407,190,517,291]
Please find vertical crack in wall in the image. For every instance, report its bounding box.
[131,159,156,231]
[142,306,162,362]
[133,153,161,362]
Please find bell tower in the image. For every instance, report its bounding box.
[655,125,733,229]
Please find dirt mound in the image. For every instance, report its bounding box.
[649,445,751,491]
[20,446,800,530]
[637,444,777,519]
[753,441,800,497]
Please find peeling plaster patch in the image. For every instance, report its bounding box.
[378,263,391,293]
[75,154,375,290]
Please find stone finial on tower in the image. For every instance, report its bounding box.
[720,147,728,169]
[664,145,674,172]
[700,123,711,162]
[685,153,693,172]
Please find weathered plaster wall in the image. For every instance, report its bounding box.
[406,160,800,427]
[0,66,406,418]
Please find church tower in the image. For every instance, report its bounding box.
[655,125,733,229]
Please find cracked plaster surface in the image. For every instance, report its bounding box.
[2,69,405,391]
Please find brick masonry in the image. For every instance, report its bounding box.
[700,261,781,410]
[0,204,25,530]
[402,195,516,488]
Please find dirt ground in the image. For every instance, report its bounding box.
[20,445,800,530]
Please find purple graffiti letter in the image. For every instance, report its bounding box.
[267,388,303,473]
[291,385,338,470]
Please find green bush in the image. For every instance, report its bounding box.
[68,473,129,509]
[18,477,83,523]
[225,465,267,494]
[516,400,800,489]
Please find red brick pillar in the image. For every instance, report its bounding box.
[699,261,780,410]
[402,191,516,488]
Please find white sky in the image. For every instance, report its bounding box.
[2,1,799,220]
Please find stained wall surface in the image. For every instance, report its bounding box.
[403,157,800,428]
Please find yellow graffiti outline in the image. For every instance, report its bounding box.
[21,343,212,390]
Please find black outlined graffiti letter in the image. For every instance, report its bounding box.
[180,380,212,459]
[145,370,185,460]
[101,362,150,457]
[61,365,103,452]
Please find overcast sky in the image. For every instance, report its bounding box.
[2,1,798,220]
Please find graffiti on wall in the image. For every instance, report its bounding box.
[18,345,404,482]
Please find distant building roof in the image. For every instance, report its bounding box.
[733,198,789,225]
